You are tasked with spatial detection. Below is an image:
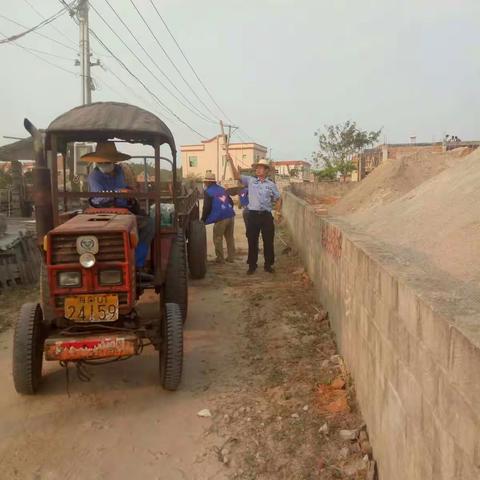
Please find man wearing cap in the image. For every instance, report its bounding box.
[201,171,236,263]
[228,157,280,274]
[83,142,154,269]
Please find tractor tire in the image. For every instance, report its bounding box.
[12,303,45,395]
[160,302,183,391]
[165,230,188,322]
[187,220,207,279]
[40,261,55,325]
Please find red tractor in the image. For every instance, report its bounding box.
[12,102,207,394]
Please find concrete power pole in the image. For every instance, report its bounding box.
[220,120,238,181]
[77,0,92,105]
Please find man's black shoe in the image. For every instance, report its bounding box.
[264,266,275,273]
[247,267,256,275]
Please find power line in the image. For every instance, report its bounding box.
[100,0,217,124]
[15,43,74,61]
[0,13,78,52]
[89,1,214,125]
[129,0,220,120]
[22,0,77,48]
[0,31,78,77]
[98,60,175,123]
[88,27,207,137]
[148,1,256,144]
[0,3,71,45]
[149,0,233,124]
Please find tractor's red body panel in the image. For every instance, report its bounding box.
[45,211,137,317]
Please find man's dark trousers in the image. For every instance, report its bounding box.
[246,210,274,268]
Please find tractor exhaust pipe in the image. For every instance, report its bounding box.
[24,118,53,242]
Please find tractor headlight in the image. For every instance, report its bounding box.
[79,252,96,269]
[99,269,122,286]
[58,271,82,287]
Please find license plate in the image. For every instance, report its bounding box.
[64,294,119,322]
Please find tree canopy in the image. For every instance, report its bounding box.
[313,121,382,177]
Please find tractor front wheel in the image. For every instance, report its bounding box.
[12,303,45,395]
[160,303,183,391]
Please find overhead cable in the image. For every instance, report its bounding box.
[22,0,77,48]
[0,3,72,45]
[129,0,219,120]
[0,31,77,77]
[148,1,256,143]
[149,0,233,124]
[88,28,207,137]
[0,13,78,52]
[90,1,215,124]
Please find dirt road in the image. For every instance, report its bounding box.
[0,216,367,480]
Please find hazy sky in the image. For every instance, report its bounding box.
[1,0,479,162]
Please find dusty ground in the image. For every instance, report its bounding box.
[0,214,369,480]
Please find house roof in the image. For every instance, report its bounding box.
[272,160,310,167]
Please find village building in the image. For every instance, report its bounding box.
[271,160,312,181]
[180,135,268,180]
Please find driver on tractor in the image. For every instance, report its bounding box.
[83,141,155,269]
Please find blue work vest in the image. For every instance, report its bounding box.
[239,187,249,207]
[205,184,235,225]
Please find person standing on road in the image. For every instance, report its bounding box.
[228,157,281,274]
[201,172,236,263]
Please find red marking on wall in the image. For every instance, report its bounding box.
[322,224,342,260]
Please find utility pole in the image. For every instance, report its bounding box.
[220,120,238,181]
[63,0,99,104]
[77,0,92,105]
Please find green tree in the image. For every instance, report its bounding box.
[313,121,381,178]
[313,165,338,181]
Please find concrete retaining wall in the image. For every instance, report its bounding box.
[282,190,480,480]
[290,181,355,204]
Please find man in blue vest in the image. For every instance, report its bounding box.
[84,142,154,269]
[201,171,236,263]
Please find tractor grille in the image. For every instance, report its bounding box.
[55,292,129,309]
[51,233,125,264]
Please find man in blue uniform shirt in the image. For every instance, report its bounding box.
[228,157,280,274]
[83,142,154,269]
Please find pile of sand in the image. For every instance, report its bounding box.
[341,147,480,282]
[330,147,470,215]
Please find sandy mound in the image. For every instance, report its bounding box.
[330,147,470,215]
[342,147,480,282]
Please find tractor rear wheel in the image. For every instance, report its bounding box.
[165,230,188,322]
[12,303,45,395]
[187,220,207,279]
[160,302,183,391]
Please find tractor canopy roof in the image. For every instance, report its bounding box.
[45,101,176,154]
